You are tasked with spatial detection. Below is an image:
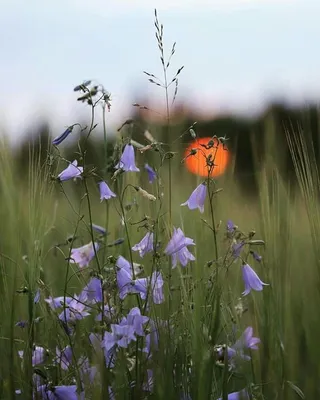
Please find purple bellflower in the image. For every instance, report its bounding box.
[232,242,245,258]
[91,223,108,236]
[99,181,116,200]
[52,126,73,146]
[58,295,90,323]
[70,242,99,269]
[18,346,46,366]
[115,143,140,172]
[116,255,143,276]
[34,288,41,304]
[117,267,140,299]
[218,389,249,400]
[145,164,157,183]
[80,277,103,304]
[57,160,83,181]
[252,251,262,262]
[165,227,196,268]
[226,220,235,233]
[37,384,82,400]
[102,322,137,351]
[233,326,260,352]
[242,264,268,296]
[132,232,154,258]
[133,271,164,304]
[125,307,149,336]
[96,304,115,322]
[181,182,207,213]
[55,345,73,370]
[45,296,72,310]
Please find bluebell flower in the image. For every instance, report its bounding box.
[242,264,268,296]
[116,267,139,299]
[145,164,157,183]
[37,384,82,400]
[133,271,164,304]
[70,242,99,269]
[96,304,115,322]
[52,126,73,146]
[58,295,90,323]
[252,251,262,262]
[45,296,72,310]
[181,182,207,213]
[102,322,137,351]
[57,160,83,181]
[80,277,103,304]
[115,144,140,172]
[55,345,73,370]
[99,181,116,200]
[165,227,195,268]
[233,326,260,351]
[116,255,143,276]
[226,220,235,233]
[132,232,154,258]
[232,242,244,258]
[125,307,149,336]
[18,346,46,366]
[34,288,41,304]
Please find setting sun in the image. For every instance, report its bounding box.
[184,137,230,177]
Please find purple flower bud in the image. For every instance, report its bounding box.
[18,346,46,366]
[252,251,262,262]
[242,264,268,296]
[34,288,40,304]
[99,181,116,201]
[226,220,235,233]
[80,277,103,303]
[144,164,157,183]
[52,126,73,146]
[70,242,99,269]
[181,183,207,213]
[232,242,244,258]
[132,232,154,258]
[58,160,83,181]
[91,223,108,236]
[15,320,28,328]
[115,144,140,172]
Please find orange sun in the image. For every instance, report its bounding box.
[184,137,230,177]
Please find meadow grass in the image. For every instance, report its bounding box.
[0,9,319,400]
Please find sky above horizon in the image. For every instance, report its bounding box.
[1,0,320,143]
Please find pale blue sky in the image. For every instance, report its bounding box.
[0,0,319,142]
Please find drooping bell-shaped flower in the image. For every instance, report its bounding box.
[132,232,154,258]
[181,182,207,213]
[242,264,268,296]
[217,389,249,400]
[145,164,157,183]
[57,160,83,181]
[165,227,195,268]
[70,242,99,269]
[115,144,140,172]
[99,181,116,201]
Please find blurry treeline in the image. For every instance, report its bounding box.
[15,101,320,194]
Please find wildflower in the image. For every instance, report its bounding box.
[116,267,139,299]
[145,164,157,183]
[242,264,268,296]
[45,296,72,310]
[217,389,249,400]
[91,223,108,236]
[126,307,149,336]
[52,126,73,146]
[57,160,83,181]
[80,277,103,303]
[233,326,260,352]
[116,255,143,276]
[181,182,207,213]
[226,220,235,233]
[115,143,140,172]
[102,322,137,351]
[132,232,154,257]
[15,320,28,328]
[34,288,41,304]
[18,346,46,366]
[58,295,90,323]
[70,242,99,269]
[37,384,82,400]
[96,304,115,321]
[165,227,195,268]
[99,181,116,200]
[134,271,164,304]
[251,250,262,262]
[232,242,244,258]
[79,356,98,384]
[55,345,73,370]
[143,369,154,392]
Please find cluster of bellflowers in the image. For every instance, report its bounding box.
[15,88,269,398]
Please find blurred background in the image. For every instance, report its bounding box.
[1,0,320,189]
